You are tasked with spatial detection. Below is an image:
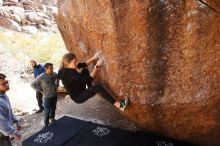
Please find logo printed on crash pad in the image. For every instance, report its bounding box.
[34,132,54,143]
[156,141,174,146]
[92,127,110,137]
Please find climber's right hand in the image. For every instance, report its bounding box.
[92,52,101,60]
[96,58,104,67]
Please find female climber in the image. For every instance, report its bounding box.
[59,52,130,111]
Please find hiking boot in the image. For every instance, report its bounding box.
[35,108,44,113]
[119,98,130,111]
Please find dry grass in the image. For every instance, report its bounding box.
[0,29,67,66]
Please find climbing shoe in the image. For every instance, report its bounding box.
[120,98,130,111]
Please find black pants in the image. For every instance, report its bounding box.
[36,91,43,110]
[74,68,116,104]
[0,136,12,146]
[81,68,92,88]
[74,84,116,104]
[43,96,57,126]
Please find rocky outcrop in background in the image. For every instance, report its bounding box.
[0,0,57,33]
[57,0,220,146]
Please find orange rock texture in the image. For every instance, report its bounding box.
[57,0,220,145]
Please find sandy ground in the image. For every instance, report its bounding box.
[12,94,140,146]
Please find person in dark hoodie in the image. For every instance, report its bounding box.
[59,53,130,111]
[30,59,45,113]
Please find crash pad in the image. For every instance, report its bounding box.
[22,116,197,146]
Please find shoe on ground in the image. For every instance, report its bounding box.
[49,118,56,124]
[35,108,44,113]
[42,125,48,129]
[120,98,130,111]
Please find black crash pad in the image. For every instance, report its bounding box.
[22,116,197,146]
[22,116,89,146]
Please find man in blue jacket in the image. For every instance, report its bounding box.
[0,73,22,146]
[30,60,45,113]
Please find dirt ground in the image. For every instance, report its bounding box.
[13,94,140,146]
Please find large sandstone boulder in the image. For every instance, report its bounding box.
[21,25,38,34]
[4,0,18,3]
[9,6,25,14]
[0,0,58,32]
[43,0,57,6]
[0,17,21,31]
[46,6,57,15]
[0,9,10,18]
[57,0,220,145]
[22,0,43,11]
[27,12,44,24]
[10,13,22,23]
[202,0,220,13]
[3,0,21,7]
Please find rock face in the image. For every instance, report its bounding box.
[43,0,57,6]
[202,0,220,13]
[0,17,21,31]
[0,0,58,33]
[57,0,220,145]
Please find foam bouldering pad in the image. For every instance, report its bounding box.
[22,116,197,146]
[22,116,89,146]
[65,121,133,146]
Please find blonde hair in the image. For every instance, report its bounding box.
[60,53,76,69]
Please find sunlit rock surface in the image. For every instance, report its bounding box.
[57,0,220,145]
